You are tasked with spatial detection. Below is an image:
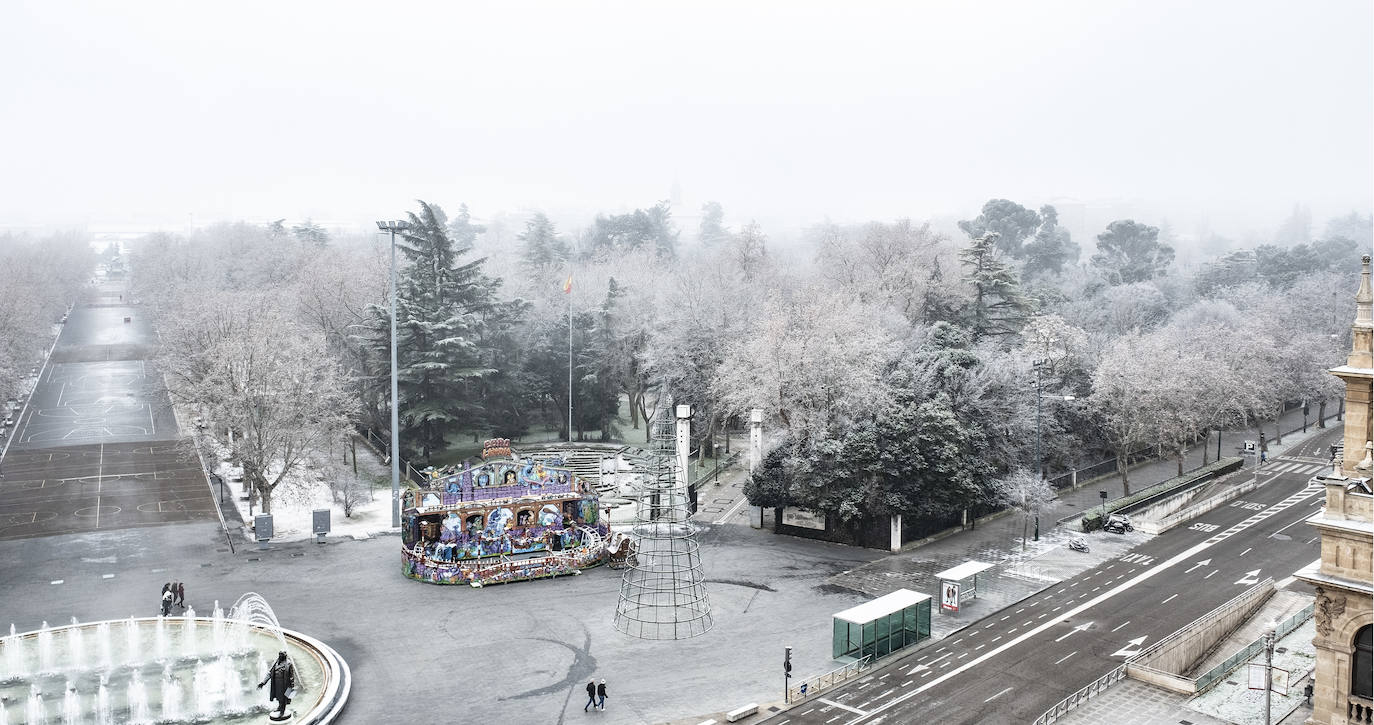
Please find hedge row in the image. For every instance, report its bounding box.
[1081,457,1244,532]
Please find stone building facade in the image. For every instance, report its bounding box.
[1300,255,1374,725]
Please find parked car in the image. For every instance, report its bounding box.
[3,416,14,427]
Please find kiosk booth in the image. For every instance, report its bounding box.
[831,588,932,660]
[935,561,993,613]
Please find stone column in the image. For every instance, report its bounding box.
[890,515,903,553]
[675,404,692,492]
[749,409,765,528]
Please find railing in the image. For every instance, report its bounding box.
[786,655,872,703]
[1193,602,1313,693]
[1032,666,1127,724]
[1350,695,1374,724]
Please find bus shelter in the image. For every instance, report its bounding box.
[832,589,932,660]
[935,561,993,613]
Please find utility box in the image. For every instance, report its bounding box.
[254,514,273,545]
[312,508,331,544]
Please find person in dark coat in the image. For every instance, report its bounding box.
[175,582,185,607]
[257,651,296,719]
[160,585,174,616]
[583,679,596,712]
[597,679,607,710]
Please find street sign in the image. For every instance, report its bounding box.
[1244,440,1257,454]
[254,514,273,542]
[941,581,960,612]
[1248,664,1290,694]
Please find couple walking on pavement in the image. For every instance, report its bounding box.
[583,678,608,712]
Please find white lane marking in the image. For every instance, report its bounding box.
[846,485,1322,724]
[819,698,867,715]
[51,580,63,585]
[102,573,114,579]
[879,673,890,679]
[802,709,815,715]
[1272,516,1309,536]
[912,653,951,672]
[983,687,1013,703]
[1111,621,1131,632]
[900,680,912,687]
[712,492,750,525]
[827,716,844,724]
[1054,651,1077,665]
[974,644,985,651]
[1161,594,1179,604]
[999,615,1009,621]
[990,636,1001,642]
[1204,570,1218,579]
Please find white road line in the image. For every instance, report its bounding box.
[999,615,1009,621]
[1111,621,1130,632]
[827,716,843,724]
[802,709,815,715]
[845,485,1322,725]
[983,687,1013,703]
[95,442,104,529]
[1053,651,1077,665]
[1052,606,1062,612]
[879,673,890,679]
[101,573,114,579]
[1272,516,1309,537]
[914,653,951,671]
[1161,594,1179,604]
[974,644,985,651]
[957,652,968,659]
[819,698,867,715]
[990,636,1001,642]
[50,580,63,585]
[1204,570,1217,579]
[900,680,912,688]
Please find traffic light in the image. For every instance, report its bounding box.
[784,646,792,676]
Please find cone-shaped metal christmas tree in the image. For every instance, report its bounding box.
[613,405,712,639]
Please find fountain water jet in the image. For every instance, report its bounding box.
[159,665,182,721]
[36,624,53,672]
[125,672,150,724]
[66,619,84,673]
[25,685,45,724]
[61,681,79,725]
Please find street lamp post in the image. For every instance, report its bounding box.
[376,219,412,528]
[1262,623,1277,725]
[713,442,721,486]
[1033,360,1075,541]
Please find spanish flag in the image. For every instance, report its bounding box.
[563,275,572,294]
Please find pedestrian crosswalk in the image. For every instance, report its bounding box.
[1264,459,1329,476]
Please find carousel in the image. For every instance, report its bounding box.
[400,439,614,586]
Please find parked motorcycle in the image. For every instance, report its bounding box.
[1103,513,1134,534]
[1068,537,1089,553]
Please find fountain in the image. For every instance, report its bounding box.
[0,593,349,724]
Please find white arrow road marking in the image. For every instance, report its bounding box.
[1184,559,1212,573]
[1112,636,1149,657]
[1235,569,1262,585]
[1054,621,1093,642]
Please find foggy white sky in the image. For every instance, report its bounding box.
[2,0,1370,238]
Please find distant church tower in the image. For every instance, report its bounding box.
[1297,254,1373,725]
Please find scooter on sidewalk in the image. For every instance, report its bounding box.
[1067,537,1089,553]
[1103,513,1134,534]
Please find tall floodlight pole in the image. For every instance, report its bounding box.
[377,219,411,528]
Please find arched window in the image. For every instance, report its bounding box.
[516,509,533,527]
[1354,624,1372,699]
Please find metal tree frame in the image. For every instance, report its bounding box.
[613,411,712,639]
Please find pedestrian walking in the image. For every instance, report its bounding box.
[175,582,185,607]
[583,680,597,712]
[160,586,174,616]
[597,679,607,710]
